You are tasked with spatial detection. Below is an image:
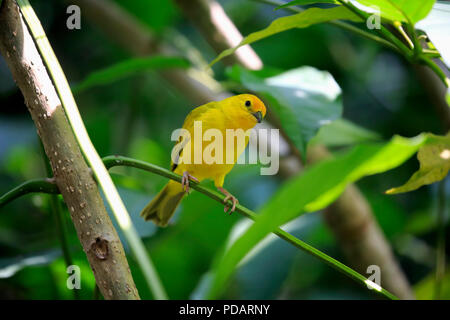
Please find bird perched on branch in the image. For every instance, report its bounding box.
[140,94,266,227]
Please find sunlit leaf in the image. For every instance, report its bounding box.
[207,134,426,298]
[228,65,342,157]
[210,6,360,66]
[386,132,450,194]
[73,56,190,94]
[353,0,436,24]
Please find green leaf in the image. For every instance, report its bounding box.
[416,2,450,68]
[309,118,381,147]
[386,132,450,194]
[228,65,342,157]
[210,6,360,66]
[207,134,426,298]
[72,56,190,94]
[276,0,338,10]
[354,0,436,24]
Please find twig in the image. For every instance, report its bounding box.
[0,179,59,207]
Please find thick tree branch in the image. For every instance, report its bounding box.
[0,0,139,299]
[175,0,414,299]
[71,0,225,105]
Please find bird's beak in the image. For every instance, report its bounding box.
[252,111,263,123]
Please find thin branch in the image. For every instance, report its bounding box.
[103,156,398,300]
[16,0,167,300]
[0,155,399,300]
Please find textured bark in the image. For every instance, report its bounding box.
[72,0,414,299]
[0,0,139,299]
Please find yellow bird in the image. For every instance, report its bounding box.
[140,94,267,227]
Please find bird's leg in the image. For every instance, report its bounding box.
[181,171,199,193]
[217,187,239,214]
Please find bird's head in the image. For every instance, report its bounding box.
[235,94,267,124]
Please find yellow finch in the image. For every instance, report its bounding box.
[140,94,267,226]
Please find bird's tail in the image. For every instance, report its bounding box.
[140,180,185,227]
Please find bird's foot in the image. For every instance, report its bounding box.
[217,187,239,214]
[181,171,199,193]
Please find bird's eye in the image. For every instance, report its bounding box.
[245,100,251,107]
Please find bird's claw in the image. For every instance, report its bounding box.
[181,171,199,193]
[223,194,238,214]
[216,186,239,214]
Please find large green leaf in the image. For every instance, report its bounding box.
[354,0,436,24]
[210,6,360,66]
[228,65,343,157]
[206,134,427,298]
[386,132,450,194]
[72,56,189,94]
[416,2,450,68]
[276,0,338,10]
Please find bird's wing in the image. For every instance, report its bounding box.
[181,101,218,131]
[171,101,219,171]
